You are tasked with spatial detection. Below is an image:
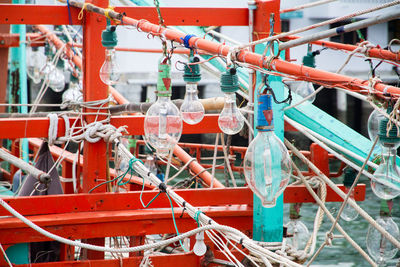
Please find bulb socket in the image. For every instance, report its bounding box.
[183,56,201,83]
[101,26,118,48]
[257,93,274,131]
[220,68,239,93]
[380,199,393,217]
[343,168,356,187]
[302,51,316,68]
[157,60,172,97]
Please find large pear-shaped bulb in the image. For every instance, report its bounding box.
[244,131,291,207]
[27,47,45,84]
[366,216,399,265]
[340,187,359,221]
[62,80,83,106]
[368,109,386,142]
[290,80,315,103]
[99,48,120,85]
[372,147,400,200]
[218,92,245,135]
[144,96,182,157]
[286,219,310,251]
[180,83,204,125]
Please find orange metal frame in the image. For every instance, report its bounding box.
[0,1,372,265]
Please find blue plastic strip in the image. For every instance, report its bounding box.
[180,34,196,49]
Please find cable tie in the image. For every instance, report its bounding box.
[180,34,196,49]
[239,237,245,248]
[182,201,186,208]
[158,182,167,193]
[208,219,212,225]
[179,207,186,218]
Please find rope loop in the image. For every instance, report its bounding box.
[78,3,91,20]
[194,210,204,227]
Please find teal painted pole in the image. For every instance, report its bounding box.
[252,43,285,242]
[10,0,28,163]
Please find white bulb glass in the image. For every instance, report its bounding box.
[27,48,45,84]
[180,83,204,125]
[372,147,400,200]
[340,187,359,221]
[99,48,120,85]
[286,219,310,251]
[218,92,245,135]
[144,96,183,157]
[290,80,315,103]
[368,109,387,142]
[366,216,399,265]
[62,81,83,105]
[244,130,291,207]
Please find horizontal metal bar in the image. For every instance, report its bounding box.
[0,114,221,139]
[0,4,249,26]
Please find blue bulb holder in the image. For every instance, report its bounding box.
[257,93,274,131]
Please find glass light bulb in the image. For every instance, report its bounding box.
[62,81,83,105]
[366,216,399,265]
[340,187,359,221]
[144,155,157,176]
[244,130,292,207]
[218,92,245,135]
[371,147,400,200]
[40,58,53,80]
[368,109,386,142]
[180,83,204,125]
[47,64,66,92]
[99,48,120,85]
[144,96,183,157]
[290,81,315,103]
[27,48,45,84]
[286,219,310,251]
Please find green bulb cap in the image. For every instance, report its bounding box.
[70,74,79,83]
[289,203,302,220]
[183,56,201,83]
[302,52,316,68]
[378,106,400,145]
[56,59,64,69]
[343,168,356,187]
[220,68,239,93]
[101,26,118,48]
[380,199,393,217]
[157,60,172,97]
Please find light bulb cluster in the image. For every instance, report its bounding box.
[243,90,291,207]
[367,105,400,200]
[218,68,245,135]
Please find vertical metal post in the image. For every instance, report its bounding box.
[82,0,109,259]
[10,0,28,163]
[248,1,256,144]
[252,0,283,242]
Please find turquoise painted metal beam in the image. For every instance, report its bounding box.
[252,44,285,242]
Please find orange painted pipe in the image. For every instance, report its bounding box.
[284,35,400,63]
[173,144,224,188]
[117,12,400,97]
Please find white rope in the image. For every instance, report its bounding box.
[210,133,219,189]
[0,243,12,267]
[220,134,237,187]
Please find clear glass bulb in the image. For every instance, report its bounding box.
[218,92,245,135]
[286,219,310,251]
[99,48,120,85]
[368,109,386,142]
[340,187,359,221]
[290,81,315,103]
[244,130,292,207]
[27,48,45,84]
[47,64,66,92]
[144,155,157,176]
[144,96,183,157]
[366,216,399,265]
[180,82,204,125]
[62,80,83,105]
[40,58,53,80]
[371,147,400,200]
